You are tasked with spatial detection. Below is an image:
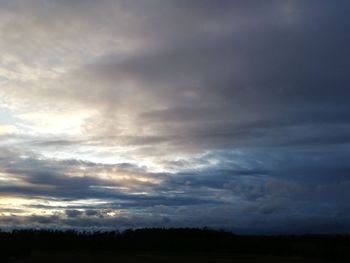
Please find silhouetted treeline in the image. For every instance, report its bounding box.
[0,228,349,261]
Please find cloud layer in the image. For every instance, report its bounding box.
[0,0,350,233]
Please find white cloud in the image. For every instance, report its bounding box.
[0,124,18,135]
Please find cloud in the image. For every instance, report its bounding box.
[0,0,349,233]
[0,125,18,135]
[0,144,349,233]
[65,209,83,218]
[19,0,347,156]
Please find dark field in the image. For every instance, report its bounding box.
[12,251,330,263]
[1,228,349,262]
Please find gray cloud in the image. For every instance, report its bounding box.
[26,0,347,155]
[1,145,350,233]
[0,0,350,233]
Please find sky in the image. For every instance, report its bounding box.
[0,0,350,234]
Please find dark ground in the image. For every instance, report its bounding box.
[12,251,330,263]
[1,228,349,262]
